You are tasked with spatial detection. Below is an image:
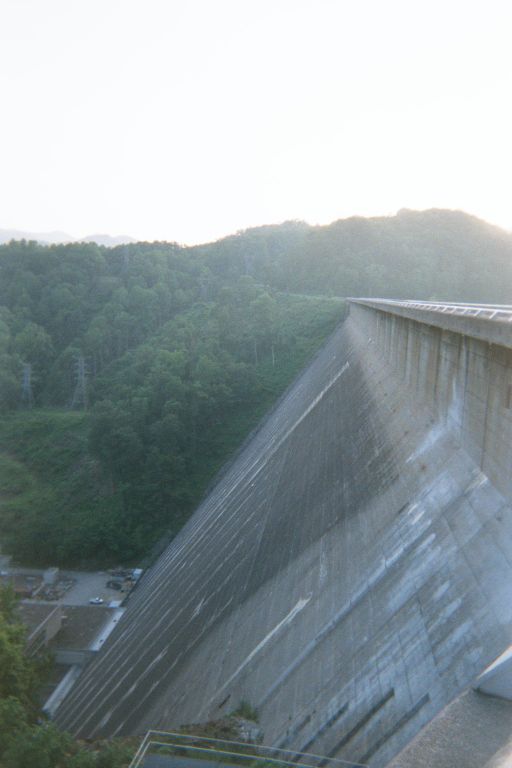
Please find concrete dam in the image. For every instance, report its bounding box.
[56,300,512,767]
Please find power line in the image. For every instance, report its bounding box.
[71,355,88,409]
[20,363,34,408]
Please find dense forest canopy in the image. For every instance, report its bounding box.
[0,208,510,567]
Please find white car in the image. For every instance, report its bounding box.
[89,597,104,605]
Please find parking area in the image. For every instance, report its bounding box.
[0,560,142,607]
[58,571,125,606]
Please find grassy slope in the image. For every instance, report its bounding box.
[0,411,120,566]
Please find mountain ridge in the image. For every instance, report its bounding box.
[0,228,136,246]
[2,208,511,250]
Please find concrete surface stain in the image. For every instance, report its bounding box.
[212,595,312,702]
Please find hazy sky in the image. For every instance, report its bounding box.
[1,0,511,244]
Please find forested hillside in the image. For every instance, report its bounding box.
[0,208,510,567]
[195,208,512,301]
[0,240,343,565]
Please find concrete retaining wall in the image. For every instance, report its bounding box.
[55,649,96,666]
[350,302,512,504]
[56,303,512,768]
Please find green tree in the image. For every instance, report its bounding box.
[2,723,72,768]
[0,584,132,767]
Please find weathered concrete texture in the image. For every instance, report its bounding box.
[351,302,512,510]
[55,305,512,768]
[388,690,512,768]
[350,299,512,350]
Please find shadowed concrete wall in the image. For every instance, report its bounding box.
[55,302,512,768]
[350,302,512,504]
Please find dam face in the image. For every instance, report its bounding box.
[56,301,512,767]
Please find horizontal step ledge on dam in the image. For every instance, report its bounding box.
[348,298,512,349]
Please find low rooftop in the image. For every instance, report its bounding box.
[17,601,60,635]
[55,605,118,650]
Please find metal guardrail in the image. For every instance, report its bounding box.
[129,731,367,768]
[349,298,512,323]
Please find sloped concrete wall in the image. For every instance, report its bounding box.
[55,305,512,768]
[351,303,512,504]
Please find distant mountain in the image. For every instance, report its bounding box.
[80,233,137,246]
[0,228,73,244]
[0,229,136,246]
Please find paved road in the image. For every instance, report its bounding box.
[58,571,115,605]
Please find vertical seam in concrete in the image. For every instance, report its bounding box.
[479,349,493,472]
[459,336,470,451]
[432,327,442,414]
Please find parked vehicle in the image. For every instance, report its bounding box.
[89,597,104,605]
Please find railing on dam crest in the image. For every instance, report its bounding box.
[348,298,512,349]
[128,731,367,768]
[350,299,512,323]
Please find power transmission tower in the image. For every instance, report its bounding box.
[20,363,34,408]
[71,355,88,410]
